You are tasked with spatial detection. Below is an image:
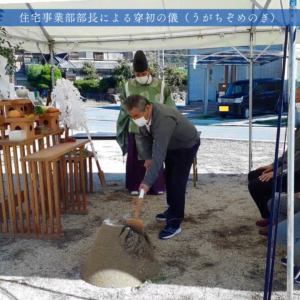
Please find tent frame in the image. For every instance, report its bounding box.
[287,1,297,298]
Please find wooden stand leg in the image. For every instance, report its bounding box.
[66,148,88,215]
[79,147,87,211]
[46,136,51,148]
[30,161,41,235]
[62,156,68,213]
[20,145,31,234]
[68,152,75,211]
[45,162,54,234]
[12,146,25,233]
[89,156,93,193]
[64,128,76,143]
[38,139,48,211]
[27,158,38,236]
[52,161,62,235]
[38,161,48,234]
[0,153,9,233]
[0,127,5,140]
[58,158,66,213]
[84,159,88,193]
[4,146,17,234]
[73,151,81,210]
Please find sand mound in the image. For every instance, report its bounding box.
[80,219,161,288]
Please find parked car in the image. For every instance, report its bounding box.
[217,78,282,119]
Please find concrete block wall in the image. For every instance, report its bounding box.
[188,45,283,104]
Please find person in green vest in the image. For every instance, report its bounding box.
[116,50,176,195]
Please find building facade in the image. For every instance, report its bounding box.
[14,51,133,89]
[58,51,133,81]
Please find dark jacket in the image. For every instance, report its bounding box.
[272,126,300,175]
[138,103,199,188]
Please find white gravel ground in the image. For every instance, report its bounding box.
[1,138,299,300]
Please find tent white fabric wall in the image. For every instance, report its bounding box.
[0,0,298,53]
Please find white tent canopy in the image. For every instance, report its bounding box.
[0,0,299,53]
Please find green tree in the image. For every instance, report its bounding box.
[147,54,160,78]
[181,69,188,86]
[0,27,23,76]
[80,61,98,80]
[27,64,43,88]
[113,59,134,82]
[164,50,188,69]
[164,66,187,87]
[37,64,62,89]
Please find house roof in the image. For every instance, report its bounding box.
[55,57,120,70]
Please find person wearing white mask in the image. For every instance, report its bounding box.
[116,50,176,196]
[122,95,200,239]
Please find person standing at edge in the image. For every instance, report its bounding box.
[116,50,176,196]
[122,95,200,240]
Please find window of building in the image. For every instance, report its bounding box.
[32,57,39,64]
[78,52,86,59]
[94,52,104,61]
[209,69,214,83]
[86,52,93,59]
[107,53,123,60]
[69,52,79,59]
[24,57,32,64]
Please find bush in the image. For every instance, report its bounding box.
[181,72,188,86]
[164,66,187,87]
[113,59,134,82]
[27,64,43,87]
[38,84,50,89]
[74,80,100,93]
[98,77,118,93]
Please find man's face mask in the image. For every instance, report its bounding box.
[135,69,150,85]
[132,114,148,127]
[130,105,151,127]
[136,75,149,85]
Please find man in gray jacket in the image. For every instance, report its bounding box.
[122,94,200,239]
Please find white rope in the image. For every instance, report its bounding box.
[51,78,100,162]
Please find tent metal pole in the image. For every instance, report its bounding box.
[50,41,55,104]
[36,42,48,65]
[249,32,254,172]
[162,50,165,80]
[287,1,297,298]
[56,42,78,69]
[204,67,209,115]
[10,48,15,85]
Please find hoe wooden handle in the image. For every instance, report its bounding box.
[133,189,144,219]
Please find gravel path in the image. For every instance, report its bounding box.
[0,138,298,300]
